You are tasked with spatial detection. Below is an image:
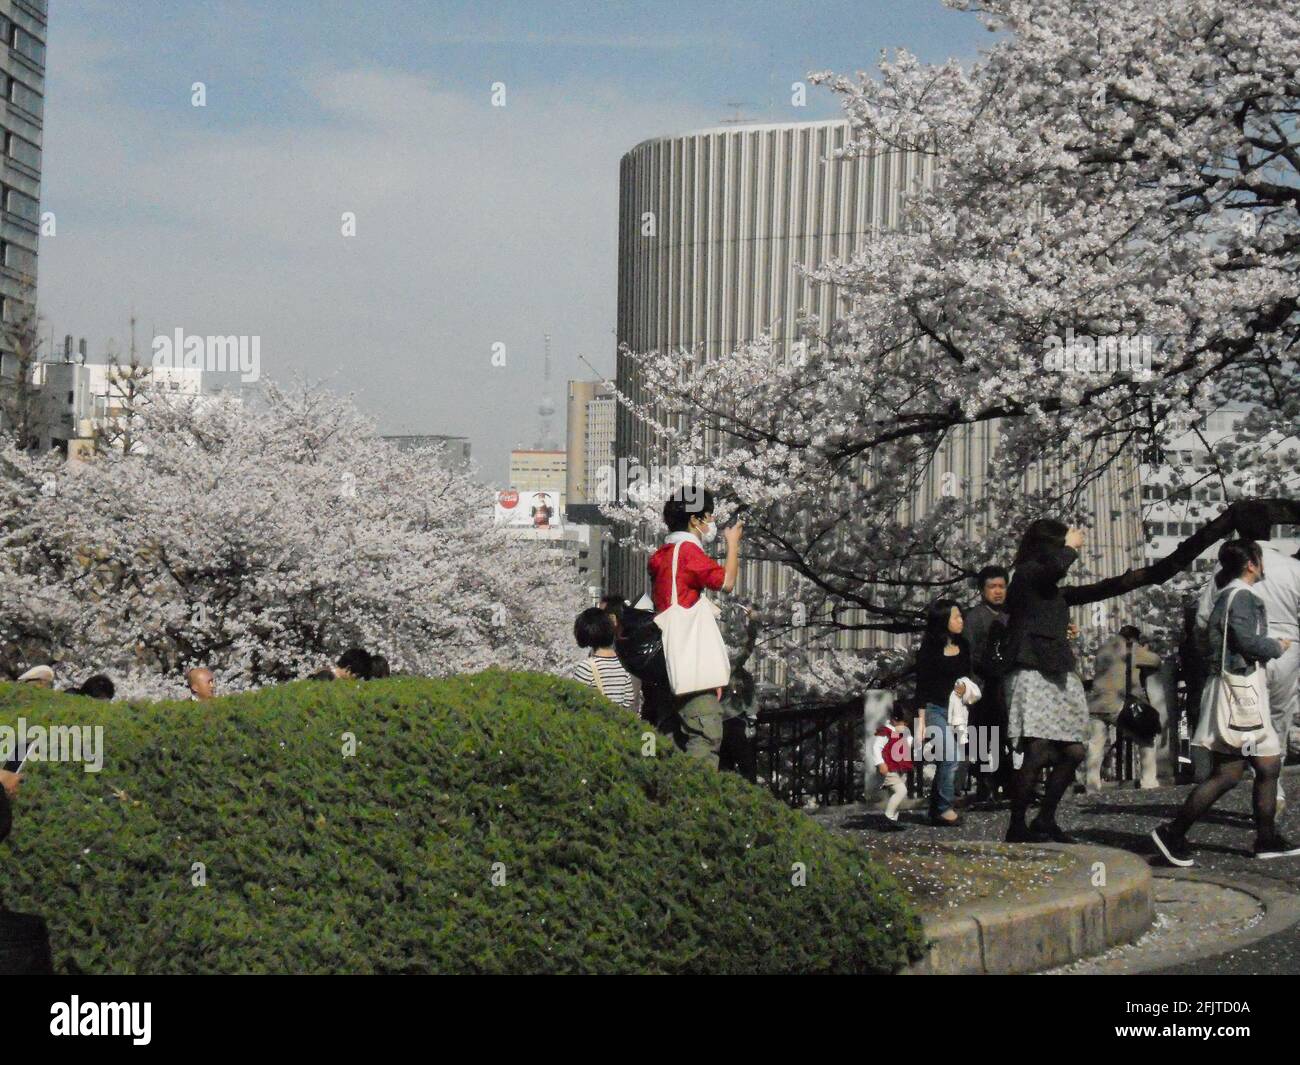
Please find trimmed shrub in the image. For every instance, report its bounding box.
[0,672,923,973]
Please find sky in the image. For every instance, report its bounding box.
[38,0,990,482]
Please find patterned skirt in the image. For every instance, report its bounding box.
[1005,667,1089,744]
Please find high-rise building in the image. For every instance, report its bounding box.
[0,0,44,373]
[614,119,1143,683]
[1140,406,1300,568]
[565,379,615,506]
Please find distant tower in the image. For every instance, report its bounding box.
[534,333,558,450]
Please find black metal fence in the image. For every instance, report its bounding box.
[751,699,864,807]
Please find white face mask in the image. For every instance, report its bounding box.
[700,521,718,544]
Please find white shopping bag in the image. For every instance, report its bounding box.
[653,541,731,695]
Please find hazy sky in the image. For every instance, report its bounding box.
[39,0,988,482]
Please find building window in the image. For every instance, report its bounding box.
[4,187,40,224]
[7,76,42,118]
[5,133,39,170]
[11,26,45,66]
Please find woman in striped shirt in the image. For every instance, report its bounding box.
[572,607,635,711]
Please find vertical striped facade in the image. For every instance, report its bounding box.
[614,119,1143,675]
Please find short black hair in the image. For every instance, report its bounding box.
[1118,624,1142,642]
[888,704,908,723]
[337,647,372,678]
[75,674,115,700]
[1233,501,1273,542]
[663,487,715,533]
[368,656,391,679]
[307,668,336,681]
[974,564,1009,589]
[574,607,616,649]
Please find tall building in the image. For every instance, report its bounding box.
[1141,406,1300,568]
[565,379,615,506]
[614,119,1143,683]
[0,0,43,367]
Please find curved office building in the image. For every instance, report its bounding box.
[613,119,1141,674]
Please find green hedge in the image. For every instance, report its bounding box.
[0,672,923,973]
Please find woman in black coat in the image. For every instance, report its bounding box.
[1003,518,1089,843]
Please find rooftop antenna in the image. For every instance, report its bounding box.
[577,353,612,387]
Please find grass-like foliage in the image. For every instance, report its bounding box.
[0,672,923,973]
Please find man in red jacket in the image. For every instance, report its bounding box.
[646,488,743,768]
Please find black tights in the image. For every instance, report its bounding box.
[1010,738,1085,827]
[1169,753,1280,841]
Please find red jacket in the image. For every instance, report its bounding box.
[647,537,726,613]
[876,725,914,773]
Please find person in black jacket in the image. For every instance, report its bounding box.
[915,598,973,827]
[1003,519,1089,843]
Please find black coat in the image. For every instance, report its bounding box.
[1004,546,1081,676]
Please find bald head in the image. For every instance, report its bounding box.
[187,667,215,700]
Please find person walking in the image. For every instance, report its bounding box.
[1002,519,1090,844]
[1196,503,1300,809]
[914,599,973,827]
[869,706,915,831]
[646,488,742,769]
[1154,539,1299,864]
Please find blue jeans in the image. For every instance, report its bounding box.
[925,702,957,817]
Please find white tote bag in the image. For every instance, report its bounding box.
[654,542,732,695]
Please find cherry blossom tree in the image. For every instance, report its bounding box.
[0,383,585,695]
[617,0,1300,696]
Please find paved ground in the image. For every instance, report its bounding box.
[817,767,1300,974]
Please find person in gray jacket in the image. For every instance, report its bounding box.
[1195,503,1300,809]
[1154,540,1299,865]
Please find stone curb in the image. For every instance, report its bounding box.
[1132,868,1300,975]
[901,842,1152,974]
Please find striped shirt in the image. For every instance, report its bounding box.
[573,655,634,710]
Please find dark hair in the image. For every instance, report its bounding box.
[919,597,962,657]
[663,487,715,533]
[599,594,627,624]
[73,674,115,700]
[336,647,372,678]
[888,704,909,724]
[1233,501,1273,542]
[1215,538,1262,589]
[307,668,336,681]
[974,564,1009,590]
[368,656,391,679]
[1119,624,1142,642]
[574,607,616,649]
[1013,519,1069,568]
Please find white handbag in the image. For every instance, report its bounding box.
[1209,588,1267,741]
[653,541,732,695]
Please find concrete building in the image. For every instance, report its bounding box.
[613,119,1144,682]
[382,433,471,470]
[30,358,205,456]
[0,0,44,417]
[1141,405,1300,569]
[510,448,566,501]
[565,379,615,506]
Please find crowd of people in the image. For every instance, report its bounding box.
[569,493,1300,866]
